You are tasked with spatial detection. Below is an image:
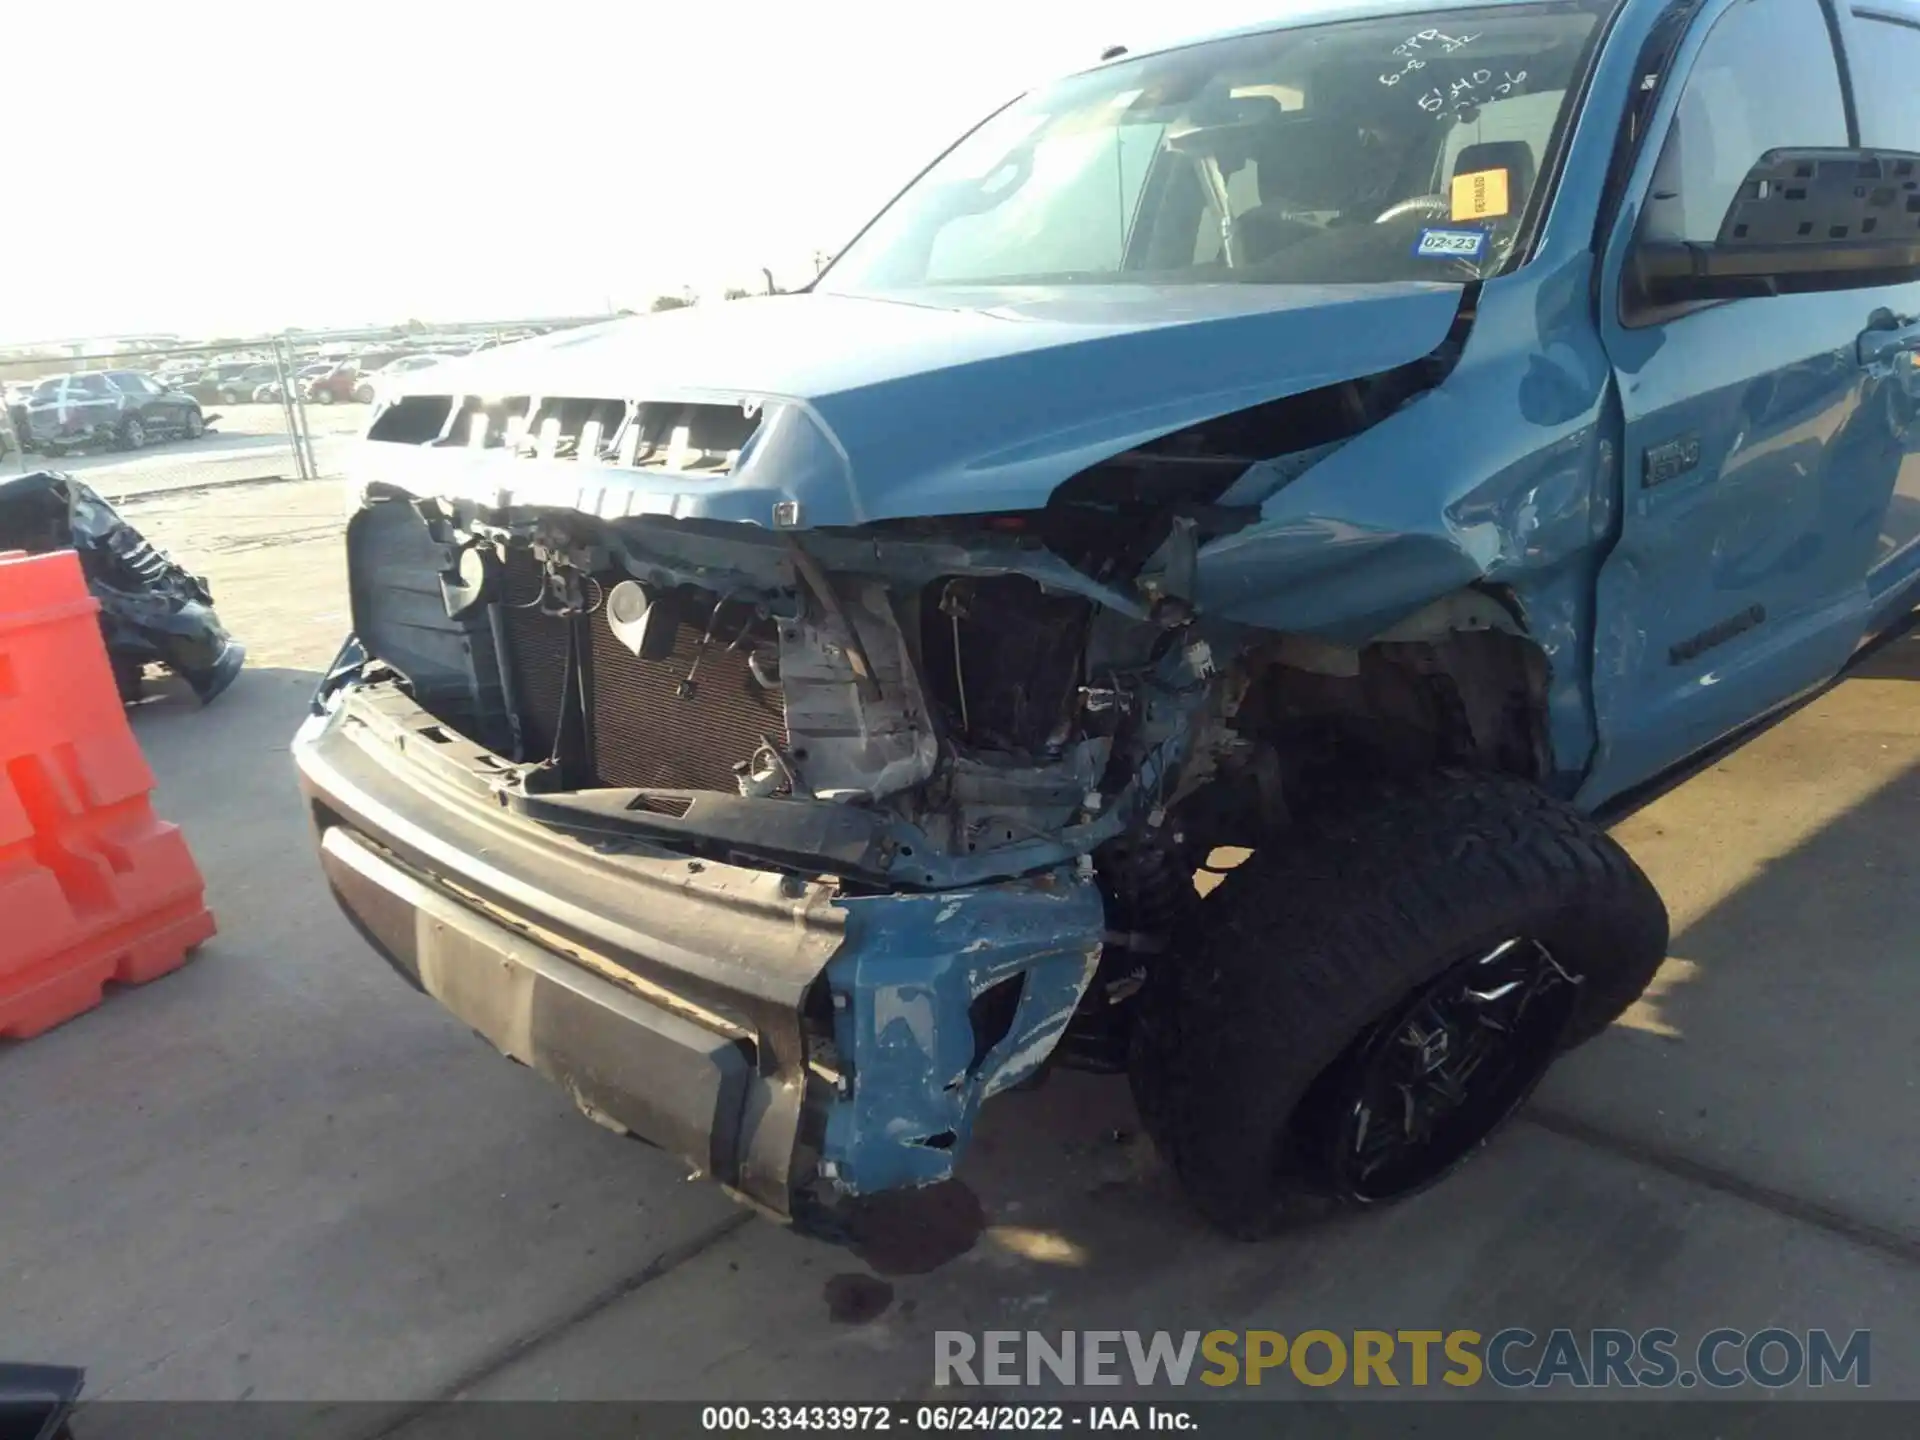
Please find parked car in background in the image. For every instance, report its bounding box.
[154,360,203,388]
[304,351,409,405]
[303,361,365,405]
[353,353,453,404]
[185,362,279,406]
[5,381,37,451]
[255,363,334,404]
[351,348,412,375]
[24,371,206,454]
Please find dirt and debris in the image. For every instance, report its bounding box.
[821,1273,895,1324]
[840,1181,987,1277]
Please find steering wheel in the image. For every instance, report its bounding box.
[1373,194,1453,225]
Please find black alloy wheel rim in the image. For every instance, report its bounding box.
[1311,937,1581,1202]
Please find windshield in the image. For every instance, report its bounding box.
[820,3,1606,294]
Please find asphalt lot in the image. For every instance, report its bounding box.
[1,452,1916,1417]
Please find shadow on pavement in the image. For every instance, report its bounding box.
[1539,619,1920,1244]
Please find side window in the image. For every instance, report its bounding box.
[1640,0,1848,244]
[1846,12,1920,151]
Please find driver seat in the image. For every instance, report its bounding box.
[1232,118,1381,263]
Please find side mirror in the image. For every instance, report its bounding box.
[1634,147,1920,305]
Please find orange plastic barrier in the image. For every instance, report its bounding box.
[0,549,216,1039]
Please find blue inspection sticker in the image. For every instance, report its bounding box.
[1413,227,1488,259]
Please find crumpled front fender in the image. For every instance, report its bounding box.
[819,869,1105,1195]
[1192,255,1619,787]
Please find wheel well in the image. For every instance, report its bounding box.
[1064,590,1555,1077]
[1230,589,1553,814]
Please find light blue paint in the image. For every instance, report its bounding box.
[820,870,1105,1194]
[1575,0,1920,802]
[382,283,1464,529]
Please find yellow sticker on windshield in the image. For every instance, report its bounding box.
[1451,167,1511,220]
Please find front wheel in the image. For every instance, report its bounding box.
[184,408,205,439]
[317,389,335,405]
[220,388,240,406]
[1128,771,1669,1237]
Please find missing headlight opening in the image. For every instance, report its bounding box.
[371,393,761,473]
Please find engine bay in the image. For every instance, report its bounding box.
[340,485,1240,894]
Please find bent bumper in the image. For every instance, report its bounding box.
[293,672,1104,1215]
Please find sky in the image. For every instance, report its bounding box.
[2,0,1304,345]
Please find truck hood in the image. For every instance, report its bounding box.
[368,284,1464,528]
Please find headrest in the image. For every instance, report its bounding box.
[1451,140,1538,214]
[1246,118,1380,211]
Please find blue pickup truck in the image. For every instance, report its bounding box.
[296,0,1920,1236]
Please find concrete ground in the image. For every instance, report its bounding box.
[1,460,1915,1418]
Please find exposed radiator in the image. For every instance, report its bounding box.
[498,549,785,792]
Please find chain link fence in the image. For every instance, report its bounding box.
[0,317,608,506]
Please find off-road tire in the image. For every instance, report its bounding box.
[1128,770,1668,1238]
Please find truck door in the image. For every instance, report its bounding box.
[1836,0,1920,602]
[1582,0,1911,804]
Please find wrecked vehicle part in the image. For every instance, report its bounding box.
[349,281,1467,531]
[321,337,1570,1201]
[297,656,1107,1209]
[1194,250,1617,793]
[299,0,1739,1230]
[0,471,245,703]
[341,492,1225,887]
[820,877,1106,1194]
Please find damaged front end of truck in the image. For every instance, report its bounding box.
[296,0,1630,1225]
[296,268,1592,1222]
